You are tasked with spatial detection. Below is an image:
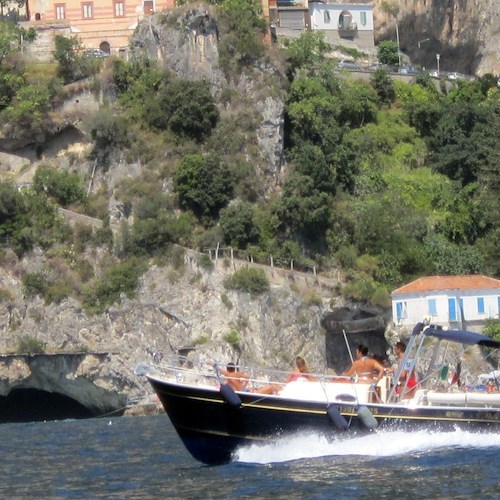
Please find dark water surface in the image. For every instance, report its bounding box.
[1,414,499,498]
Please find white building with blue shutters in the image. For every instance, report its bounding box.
[391,275,500,330]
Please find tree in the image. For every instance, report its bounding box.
[217,0,266,74]
[377,41,398,66]
[85,109,130,170]
[274,173,332,242]
[289,143,336,195]
[427,102,499,186]
[174,154,235,221]
[145,79,219,142]
[220,202,259,248]
[371,68,396,105]
[53,35,96,83]
[33,167,87,207]
[284,31,331,80]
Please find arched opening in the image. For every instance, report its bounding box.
[99,41,111,54]
[338,10,352,29]
[35,12,41,20]
[0,388,94,423]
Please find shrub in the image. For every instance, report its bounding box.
[18,336,46,354]
[22,272,49,299]
[199,253,214,270]
[224,266,269,294]
[33,166,86,207]
[81,258,147,313]
[224,329,240,348]
[484,319,500,342]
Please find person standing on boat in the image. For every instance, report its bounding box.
[342,345,385,382]
[389,342,418,397]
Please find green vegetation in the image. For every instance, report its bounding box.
[18,336,46,354]
[224,267,270,294]
[82,258,147,313]
[0,5,499,312]
[224,329,240,348]
[483,319,500,342]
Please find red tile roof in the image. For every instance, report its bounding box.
[392,275,500,295]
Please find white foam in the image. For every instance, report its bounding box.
[235,429,500,464]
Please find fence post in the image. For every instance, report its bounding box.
[231,248,234,260]
[215,242,219,261]
[313,266,316,276]
[270,255,273,267]
[290,259,294,271]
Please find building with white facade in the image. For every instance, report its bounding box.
[271,0,374,50]
[309,0,374,48]
[391,275,500,330]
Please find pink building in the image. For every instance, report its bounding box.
[24,0,175,55]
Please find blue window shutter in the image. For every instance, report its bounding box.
[428,299,436,316]
[448,298,457,321]
[396,302,403,320]
[477,297,485,314]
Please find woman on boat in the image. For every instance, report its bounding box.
[285,356,316,383]
[342,345,385,382]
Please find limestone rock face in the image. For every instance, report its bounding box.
[130,7,286,186]
[372,0,500,75]
[0,248,343,418]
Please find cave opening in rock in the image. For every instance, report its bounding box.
[0,388,94,423]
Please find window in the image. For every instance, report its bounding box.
[55,4,65,19]
[114,1,125,17]
[477,297,485,314]
[448,298,457,321]
[82,2,93,18]
[323,10,330,24]
[428,298,437,316]
[396,301,407,320]
[360,12,367,26]
[143,0,154,15]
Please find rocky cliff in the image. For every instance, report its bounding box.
[372,0,500,75]
[0,247,351,420]
[130,6,287,189]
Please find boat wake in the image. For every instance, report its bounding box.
[234,429,500,464]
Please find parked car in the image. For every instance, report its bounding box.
[429,69,440,78]
[368,63,392,72]
[338,59,361,71]
[84,48,110,58]
[447,72,465,81]
[398,66,418,75]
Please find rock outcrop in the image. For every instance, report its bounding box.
[130,6,286,187]
[372,0,500,75]
[0,247,350,421]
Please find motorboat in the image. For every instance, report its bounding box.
[146,322,500,465]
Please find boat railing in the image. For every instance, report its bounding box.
[149,354,391,403]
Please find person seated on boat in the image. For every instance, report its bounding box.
[220,363,279,395]
[342,345,385,383]
[388,342,418,398]
[285,356,316,383]
[219,363,250,392]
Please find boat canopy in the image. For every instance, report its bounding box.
[417,323,500,349]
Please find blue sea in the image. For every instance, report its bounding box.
[1,414,499,498]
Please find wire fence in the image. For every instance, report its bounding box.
[204,244,319,276]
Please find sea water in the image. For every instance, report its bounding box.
[1,414,499,498]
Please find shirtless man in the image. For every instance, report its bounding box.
[343,345,385,382]
[219,363,250,391]
[219,363,277,394]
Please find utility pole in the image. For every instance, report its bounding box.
[436,54,440,75]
